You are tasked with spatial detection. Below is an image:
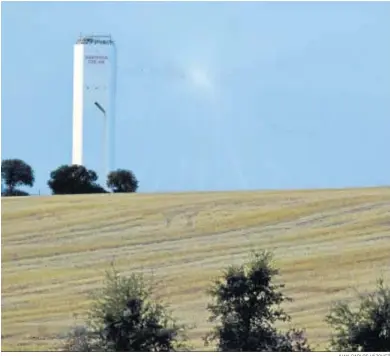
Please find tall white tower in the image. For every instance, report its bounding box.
[72,34,117,182]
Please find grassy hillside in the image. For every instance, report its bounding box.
[2,187,390,351]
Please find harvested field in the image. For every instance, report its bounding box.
[2,187,390,351]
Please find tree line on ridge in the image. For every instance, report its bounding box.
[1,158,138,196]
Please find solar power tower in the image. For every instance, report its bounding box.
[72,34,117,182]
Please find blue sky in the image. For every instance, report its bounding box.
[2,1,390,194]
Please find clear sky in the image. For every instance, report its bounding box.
[2,1,390,194]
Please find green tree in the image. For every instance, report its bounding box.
[326,279,390,351]
[1,158,34,196]
[48,164,106,195]
[63,264,190,351]
[107,169,139,193]
[204,250,310,351]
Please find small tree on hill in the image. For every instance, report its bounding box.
[63,264,190,351]
[1,158,34,196]
[204,250,311,352]
[107,169,139,193]
[325,279,390,352]
[48,164,106,195]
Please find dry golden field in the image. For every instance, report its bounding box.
[2,187,390,351]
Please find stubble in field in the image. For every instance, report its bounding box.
[2,187,390,351]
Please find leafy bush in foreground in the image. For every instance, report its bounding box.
[326,279,390,352]
[204,250,311,351]
[63,265,190,351]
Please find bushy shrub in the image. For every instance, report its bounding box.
[204,250,311,351]
[326,279,390,352]
[62,264,190,351]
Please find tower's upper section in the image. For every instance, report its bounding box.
[76,34,115,46]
